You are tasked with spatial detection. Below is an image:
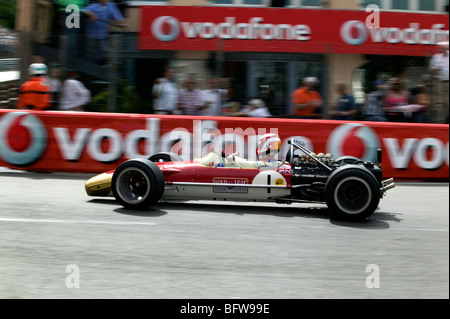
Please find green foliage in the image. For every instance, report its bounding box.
[0,0,17,29]
[88,80,144,114]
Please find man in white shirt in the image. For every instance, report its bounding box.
[429,42,449,123]
[199,77,227,116]
[59,70,91,111]
[152,67,178,114]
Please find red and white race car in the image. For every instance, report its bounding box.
[85,138,395,220]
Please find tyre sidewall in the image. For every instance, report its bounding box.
[325,165,380,220]
[112,159,165,209]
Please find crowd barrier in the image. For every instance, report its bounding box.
[0,109,448,180]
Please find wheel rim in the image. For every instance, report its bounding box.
[116,167,151,205]
[334,176,372,215]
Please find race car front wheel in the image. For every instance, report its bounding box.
[325,166,380,220]
[112,159,165,210]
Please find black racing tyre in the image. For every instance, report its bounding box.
[112,159,165,210]
[334,155,361,165]
[148,152,183,163]
[325,166,380,220]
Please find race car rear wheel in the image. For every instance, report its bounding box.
[112,159,165,210]
[334,155,361,164]
[325,166,380,220]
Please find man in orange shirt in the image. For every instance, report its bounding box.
[291,77,323,119]
[17,63,52,110]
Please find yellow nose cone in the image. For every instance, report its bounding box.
[85,172,113,197]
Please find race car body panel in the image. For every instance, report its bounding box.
[85,171,114,197]
[85,160,292,201]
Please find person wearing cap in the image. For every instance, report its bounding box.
[59,70,91,111]
[17,63,52,110]
[232,98,272,117]
[429,41,449,123]
[290,77,323,119]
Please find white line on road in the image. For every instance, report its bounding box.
[0,217,157,226]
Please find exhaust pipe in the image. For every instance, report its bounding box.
[380,178,395,193]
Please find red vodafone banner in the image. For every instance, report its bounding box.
[138,6,449,56]
[0,110,448,180]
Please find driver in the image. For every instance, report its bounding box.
[256,133,281,162]
[226,133,282,168]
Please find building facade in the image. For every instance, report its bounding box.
[16,0,449,116]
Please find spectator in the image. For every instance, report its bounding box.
[17,63,52,110]
[363,81,387,122]
[59,70,91,111]
[331,83,358,120]
[82,0,127,64]
[48,63,63,110]
[178,77,203,116]
[413,84,431,123]
[384,78,409,122]
[231,98,272,118]
[199,77,227,116]
[222,81,242,116]
[152,66,178,115]
[290,77,323,119]
[429,41,449,123]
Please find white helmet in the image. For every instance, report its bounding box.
[29,63,48,76]
[257,133,281,160]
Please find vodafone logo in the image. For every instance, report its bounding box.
[150,15,312,42]
[340,20,449,46]
[0,112,47,166]
[152,16,181,42]
[327,123,380,162]
[340,20,368,46]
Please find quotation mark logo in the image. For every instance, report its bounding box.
[0,112,47,166]
[152,16,181,42]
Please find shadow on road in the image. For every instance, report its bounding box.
[87,199,401,229]
[155,201,400,229]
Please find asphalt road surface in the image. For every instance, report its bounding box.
[0,169,448,299]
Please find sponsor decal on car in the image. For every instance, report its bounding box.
[212,177,248,193]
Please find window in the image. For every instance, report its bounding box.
[283,0,321,6]
[243,0,265,4]
[301,0,321,6]
[419,0,435,11]
[391,0,408,10]
[361,0,382,9]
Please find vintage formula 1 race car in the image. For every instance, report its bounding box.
[85,139,395,220]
